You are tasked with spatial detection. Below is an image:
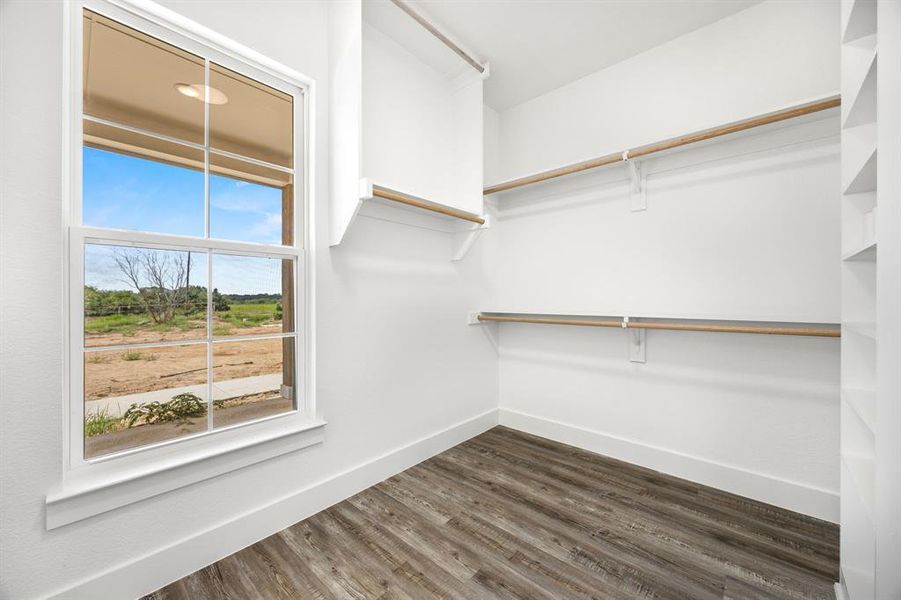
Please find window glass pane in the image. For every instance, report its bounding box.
[84,343,209,458]
[211,254,293,337]
[210,152,294,245]
[209,62,294,168]
[83,10,205,144]
[212,338,294,429]
[83,120,205,236]
[85,244,208,347]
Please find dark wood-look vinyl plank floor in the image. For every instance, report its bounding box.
[144,427,838,599]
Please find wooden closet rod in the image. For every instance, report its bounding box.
[483,95,841,195]
[477,314,841,338]
[372,186,486,225]
[389,0,486,74]
[476,315,623,328]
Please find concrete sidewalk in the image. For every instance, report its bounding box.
[85,373,283,417]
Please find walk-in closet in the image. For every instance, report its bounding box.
[1,0,899,598]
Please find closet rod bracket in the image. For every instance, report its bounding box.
[622,152,647,212]
[628,325,647,363]
[452,215,491,262]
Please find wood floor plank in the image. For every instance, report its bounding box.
[144,426,839,600]
[455,435,836,588]
[426,449,725,599]
[479,428,838,551]
[466,431,839,582]
[484,428,838,546]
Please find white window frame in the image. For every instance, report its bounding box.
[47,0,321,529]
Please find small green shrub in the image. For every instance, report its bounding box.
[213,324,233,336]
[123,392,207,427]
[122,350,143,361]
[86,354,112,365]
[84,409,121,437]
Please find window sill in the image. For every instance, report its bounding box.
[45,417,326,529]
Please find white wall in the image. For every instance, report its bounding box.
[0,1,497,598]
[490,0,842,520]
[493,0,841,183]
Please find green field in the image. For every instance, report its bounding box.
[85,302,281,337]
[218,302,281,327]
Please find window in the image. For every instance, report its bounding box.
[73,8,307,463]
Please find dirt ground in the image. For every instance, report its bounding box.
[84,394,293,458]
[85,319,285,347]
[84,334,292,400]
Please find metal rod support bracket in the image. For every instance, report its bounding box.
[622,152,646,212]
[630,327,647,363]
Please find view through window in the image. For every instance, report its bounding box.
[80,10,300,459]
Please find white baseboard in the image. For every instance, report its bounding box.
[498,407,839,523]
[834,580,849,600]
[49,409,500,600]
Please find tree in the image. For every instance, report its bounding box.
[212,288,230,312]
[113,248,191,324]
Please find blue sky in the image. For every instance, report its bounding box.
[83,147,286,295]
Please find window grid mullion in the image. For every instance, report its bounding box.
[206,249,214,431]
[204,58,213,432]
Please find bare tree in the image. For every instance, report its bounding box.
[113,248,190,323]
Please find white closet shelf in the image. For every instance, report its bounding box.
[483,94,840,196]
[474,312,841,337]
[842,49,877,129]
[842,240,877,261]
[365,183,485,225]
[843,386,876,435]
[344,180,490,261]
[842,453,876,519]
[842,0,877,43]
[843,145,877,195]
[843,320,876,339]
[328,0,486,248]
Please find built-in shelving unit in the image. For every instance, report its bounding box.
[838,1,878,598]
[328,0,488,259]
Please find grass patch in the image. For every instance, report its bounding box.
[84,409,122,437]
[85,312,206,337]
[213,324,234,336]
[84,313,146,336]
[217,302,281,329]
[86,354,111,364]
[122,350,144,361]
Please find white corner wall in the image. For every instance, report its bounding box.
[489,0,842,522]
[0,1,497,598]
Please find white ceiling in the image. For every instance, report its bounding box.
[401,0,762,110]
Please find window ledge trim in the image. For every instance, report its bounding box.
[46,418,326,530]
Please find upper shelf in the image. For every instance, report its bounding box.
[329,0,488,249]
[364,181,485,225]
[842,240,877,261]
[842,0,877,44]
[842,42,877,129]
[483,95,841,196]
[843,122,877,195]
